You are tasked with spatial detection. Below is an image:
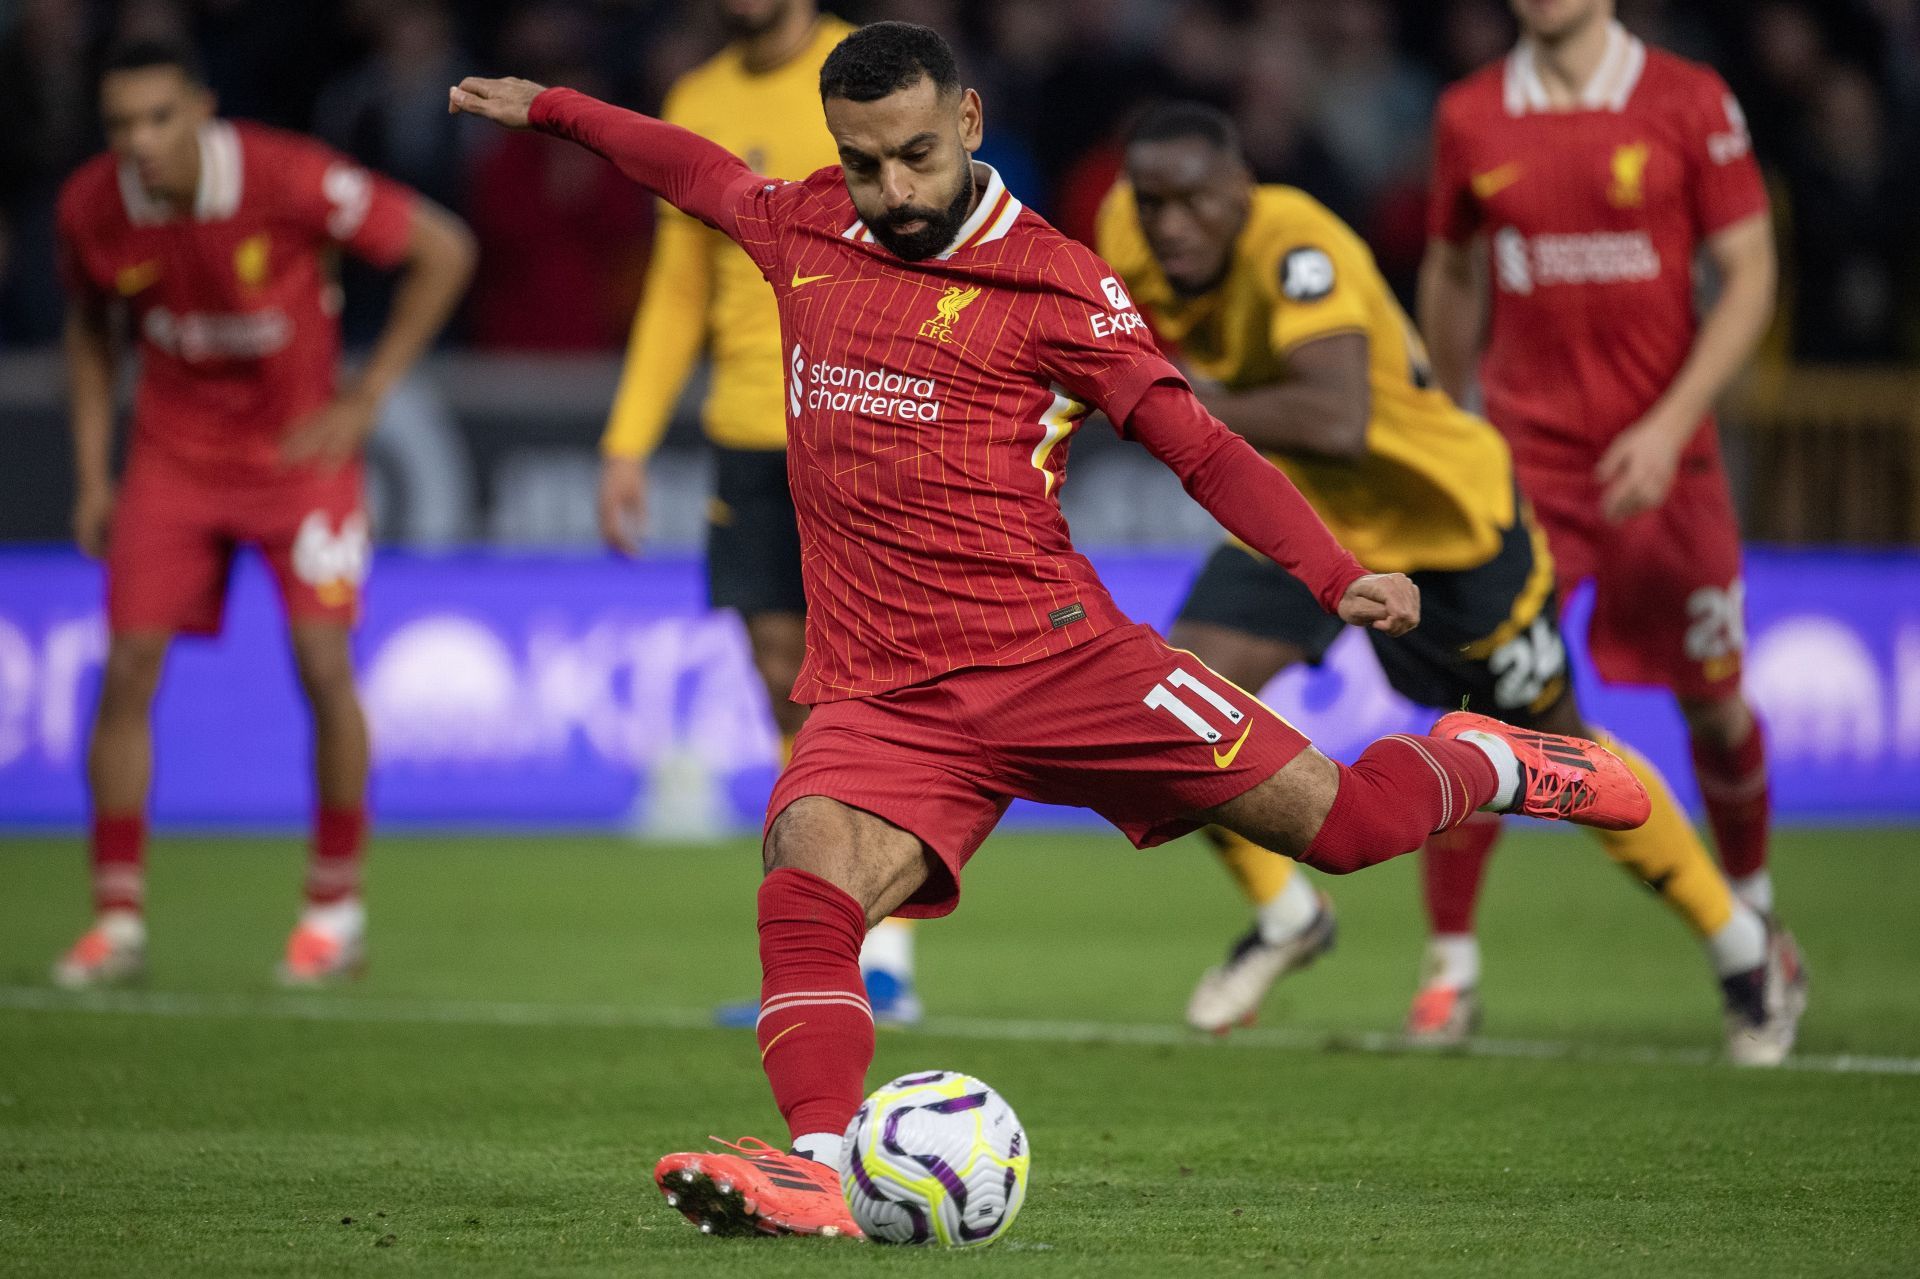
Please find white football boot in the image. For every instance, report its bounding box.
[1185,892,1337,1034]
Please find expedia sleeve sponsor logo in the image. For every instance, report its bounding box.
[788,344,943,422]
[1088,273,1147,340]
[1492,228,1660,295]
[141,306,293,361]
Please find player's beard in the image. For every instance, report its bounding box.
[869,168,977,262]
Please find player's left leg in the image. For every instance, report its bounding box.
[1682,690,1772,912]
[256,467,372,985]
[1587,468,1799,1062]
[1010,625,1646,880]
[282,620,371,985]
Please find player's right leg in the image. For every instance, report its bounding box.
[655,689,1007,1239]
[658,795,923,1241]
[712,446,920,1026]
[56,455,230,989]
[53,630,173,988]
[1165,544,1342,1034]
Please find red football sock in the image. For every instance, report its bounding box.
[1420,811,1503,935]
[756,867,873,1144]
[90,813,147,914]
[1301,735,1498,875]
[306,806,367,906]
[1690,718,1770,880]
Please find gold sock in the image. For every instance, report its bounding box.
[1207,826,1297,906]
[1590,732,1734,938]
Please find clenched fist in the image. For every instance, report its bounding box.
[1337,572,1420,636]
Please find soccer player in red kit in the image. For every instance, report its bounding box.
[452,22,1649,1238]
[52,41,474,988]
[1417,0,1803,1060]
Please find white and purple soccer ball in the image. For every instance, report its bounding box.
[840,1070,1030,1247]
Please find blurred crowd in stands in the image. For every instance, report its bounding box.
[2,0,1916,364]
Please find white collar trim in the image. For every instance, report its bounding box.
[117,120,244,225]
[839,162,1023,258]
[1504,20,1645,115]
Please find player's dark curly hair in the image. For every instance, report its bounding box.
[101,36,208,86]
[819,21,961,103]
[1127,100,1244,157]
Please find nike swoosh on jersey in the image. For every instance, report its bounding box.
[1470,163,1523,199]
[1213,721,1254,768]
[789,271,833,287]
[115,260,161,296]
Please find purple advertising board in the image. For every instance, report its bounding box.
[1,546,1916,829]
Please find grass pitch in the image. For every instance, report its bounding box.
[1,827,1917,1276]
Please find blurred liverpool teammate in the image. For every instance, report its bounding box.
[452,21,1648,1238]
[52,41,473,987]
[1420,0,1799,1058]
[598,0,920,1026]
[1098,102,1791,1065]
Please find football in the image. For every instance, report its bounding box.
[840,1071,1030,1247]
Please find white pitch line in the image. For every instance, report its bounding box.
[3,986,1918,1077]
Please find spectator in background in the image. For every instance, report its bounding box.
[1235,19,1358,225]
[315,0,473,211]
[464,3,651,351]
[315,0,475,341]
[1439,0,1515,81]
[1779,65,1918,361]
[0,0,96,343]
[1744,1,1828,161]
[1309,0,1434,202]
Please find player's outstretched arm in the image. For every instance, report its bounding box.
[1125,381,1418,635]
[450,78,757,236]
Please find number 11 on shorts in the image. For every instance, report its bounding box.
[1143,667,1244,744]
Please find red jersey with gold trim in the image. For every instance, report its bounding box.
[532,87,1368,705]
[720,162,1183,702]
[1428,24,1768,476]
[57,120,416,477]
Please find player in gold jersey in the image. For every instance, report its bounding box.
[595,1,917,1024]
[1099,102,1799,1064]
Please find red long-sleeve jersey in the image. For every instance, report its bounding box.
[532,88,1367,702]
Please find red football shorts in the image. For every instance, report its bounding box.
[767,622,1313,917]
[106,447,369,636]
[1522,461,1746,699]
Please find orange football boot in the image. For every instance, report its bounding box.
[654,1137,861,1239]
[1432,711,1651,831]
[277,920,365,986]
[1404,984,1481,1047]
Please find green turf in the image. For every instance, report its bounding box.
[1,828,1916,1276]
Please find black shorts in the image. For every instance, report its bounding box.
[1174,511,1569,725]
[707,447,806,617]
